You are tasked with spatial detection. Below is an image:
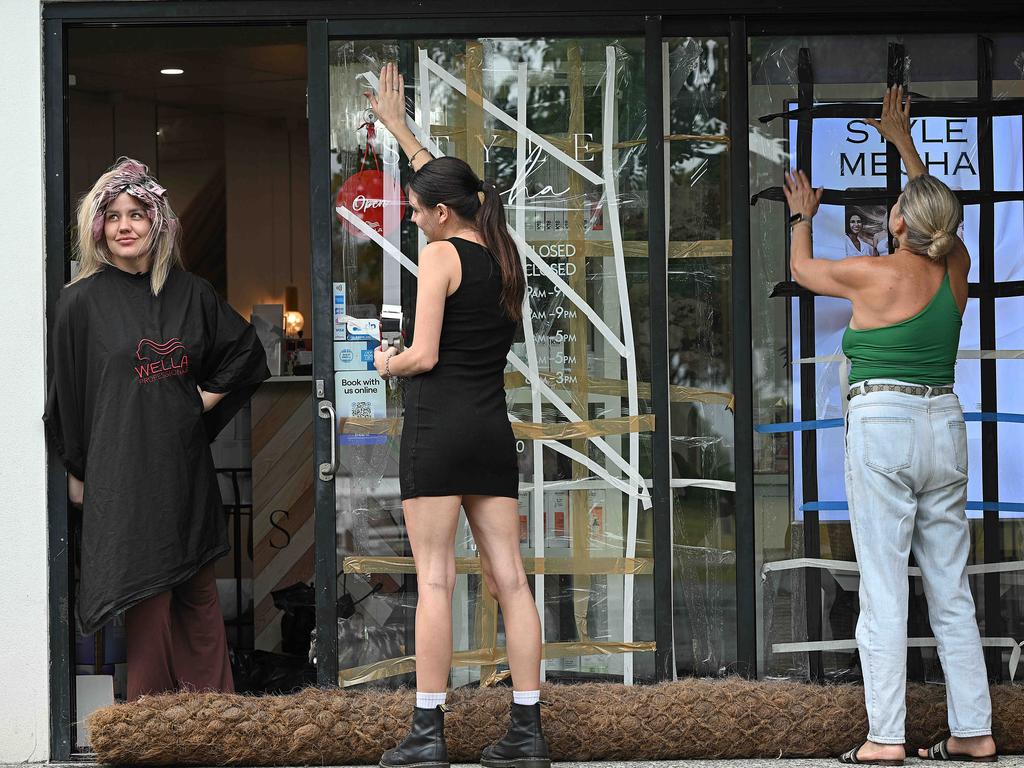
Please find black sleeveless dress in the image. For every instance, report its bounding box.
[400,237,519,500]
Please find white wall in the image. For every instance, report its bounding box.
[0,0,50,761]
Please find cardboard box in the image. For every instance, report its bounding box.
[335,371,386,445]
[334,340,376,371]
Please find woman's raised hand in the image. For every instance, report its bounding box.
[866,85,912,146]
[783,170,823,218]
[365,62,407,133]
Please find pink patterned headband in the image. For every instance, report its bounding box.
[91,158,177,243]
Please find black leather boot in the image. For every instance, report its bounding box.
[480,702,551,768]
[379,704,449,768]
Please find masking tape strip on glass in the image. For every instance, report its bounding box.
[343,555,653,576]
[589,239,732,259]
[770,638,1024,682]
[405,126,729,153]
[601,43,643,684]
[337,414,655,441]
[762,556,1024,578]
[509,55,548,681]
[759,98,1024,124]
[504,371,734,409]
[339,641,658,687]
[755,412,1024,433]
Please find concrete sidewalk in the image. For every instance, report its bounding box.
[19,761,1024,768]
[556,763,1024,768]
[548,762,1024,768]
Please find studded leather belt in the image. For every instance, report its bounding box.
[847,383,955,401]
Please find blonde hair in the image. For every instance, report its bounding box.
[898,174,962,262]
[72,157,182,295]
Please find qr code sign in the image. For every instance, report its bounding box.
[352,401,373,418]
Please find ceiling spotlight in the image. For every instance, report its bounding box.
[160,68,184,75]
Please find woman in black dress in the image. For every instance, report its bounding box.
[368,63,549,768]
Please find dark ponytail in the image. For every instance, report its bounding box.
[408,156,525,322]
[476,181,524,322]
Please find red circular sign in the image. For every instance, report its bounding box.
[335,169,406,240]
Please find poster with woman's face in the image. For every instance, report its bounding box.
[841,202,889,257]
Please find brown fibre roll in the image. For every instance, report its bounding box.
[87,679,1024,765]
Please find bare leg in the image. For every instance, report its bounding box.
[403,495,462,693]
[464,494,541,691]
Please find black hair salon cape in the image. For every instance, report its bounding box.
[44,266,270,635]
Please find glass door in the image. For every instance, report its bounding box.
[314,33,658,689]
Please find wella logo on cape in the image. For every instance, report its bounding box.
[134,338,189,382]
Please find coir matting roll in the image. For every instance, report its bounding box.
[88,679,1024,764]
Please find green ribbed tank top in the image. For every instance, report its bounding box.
[841,272,962,386]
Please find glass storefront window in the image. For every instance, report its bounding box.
[327,36,654,687]
[750,33,1024,682]
[664,36,738,676]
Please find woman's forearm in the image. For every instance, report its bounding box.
[386,346,437,377]
[789,222,814,283]
[894,134,926,180]
[389,122,433,172]
[199,388,227,412]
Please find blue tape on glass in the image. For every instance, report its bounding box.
[339,434,388,446]
[967,501,1024,513]
[964,412,1024,423]
[754,418,843,433]
[756,412,1024,434]
[801,501,1024,513]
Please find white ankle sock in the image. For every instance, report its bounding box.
[416,691,447,709]
[513,690,540,706]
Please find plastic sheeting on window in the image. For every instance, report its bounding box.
[749,33,1024,682]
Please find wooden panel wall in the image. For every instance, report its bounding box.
[251,380,315,652]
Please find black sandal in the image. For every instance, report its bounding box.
[839,746,905,766]
[920,739,997,762]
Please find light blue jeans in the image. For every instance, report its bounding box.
[844,380,992,745]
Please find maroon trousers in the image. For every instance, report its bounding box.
[125,562,234,700]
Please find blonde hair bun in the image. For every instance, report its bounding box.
[927,230,955,261]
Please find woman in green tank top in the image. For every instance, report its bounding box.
[784,87,996,766]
